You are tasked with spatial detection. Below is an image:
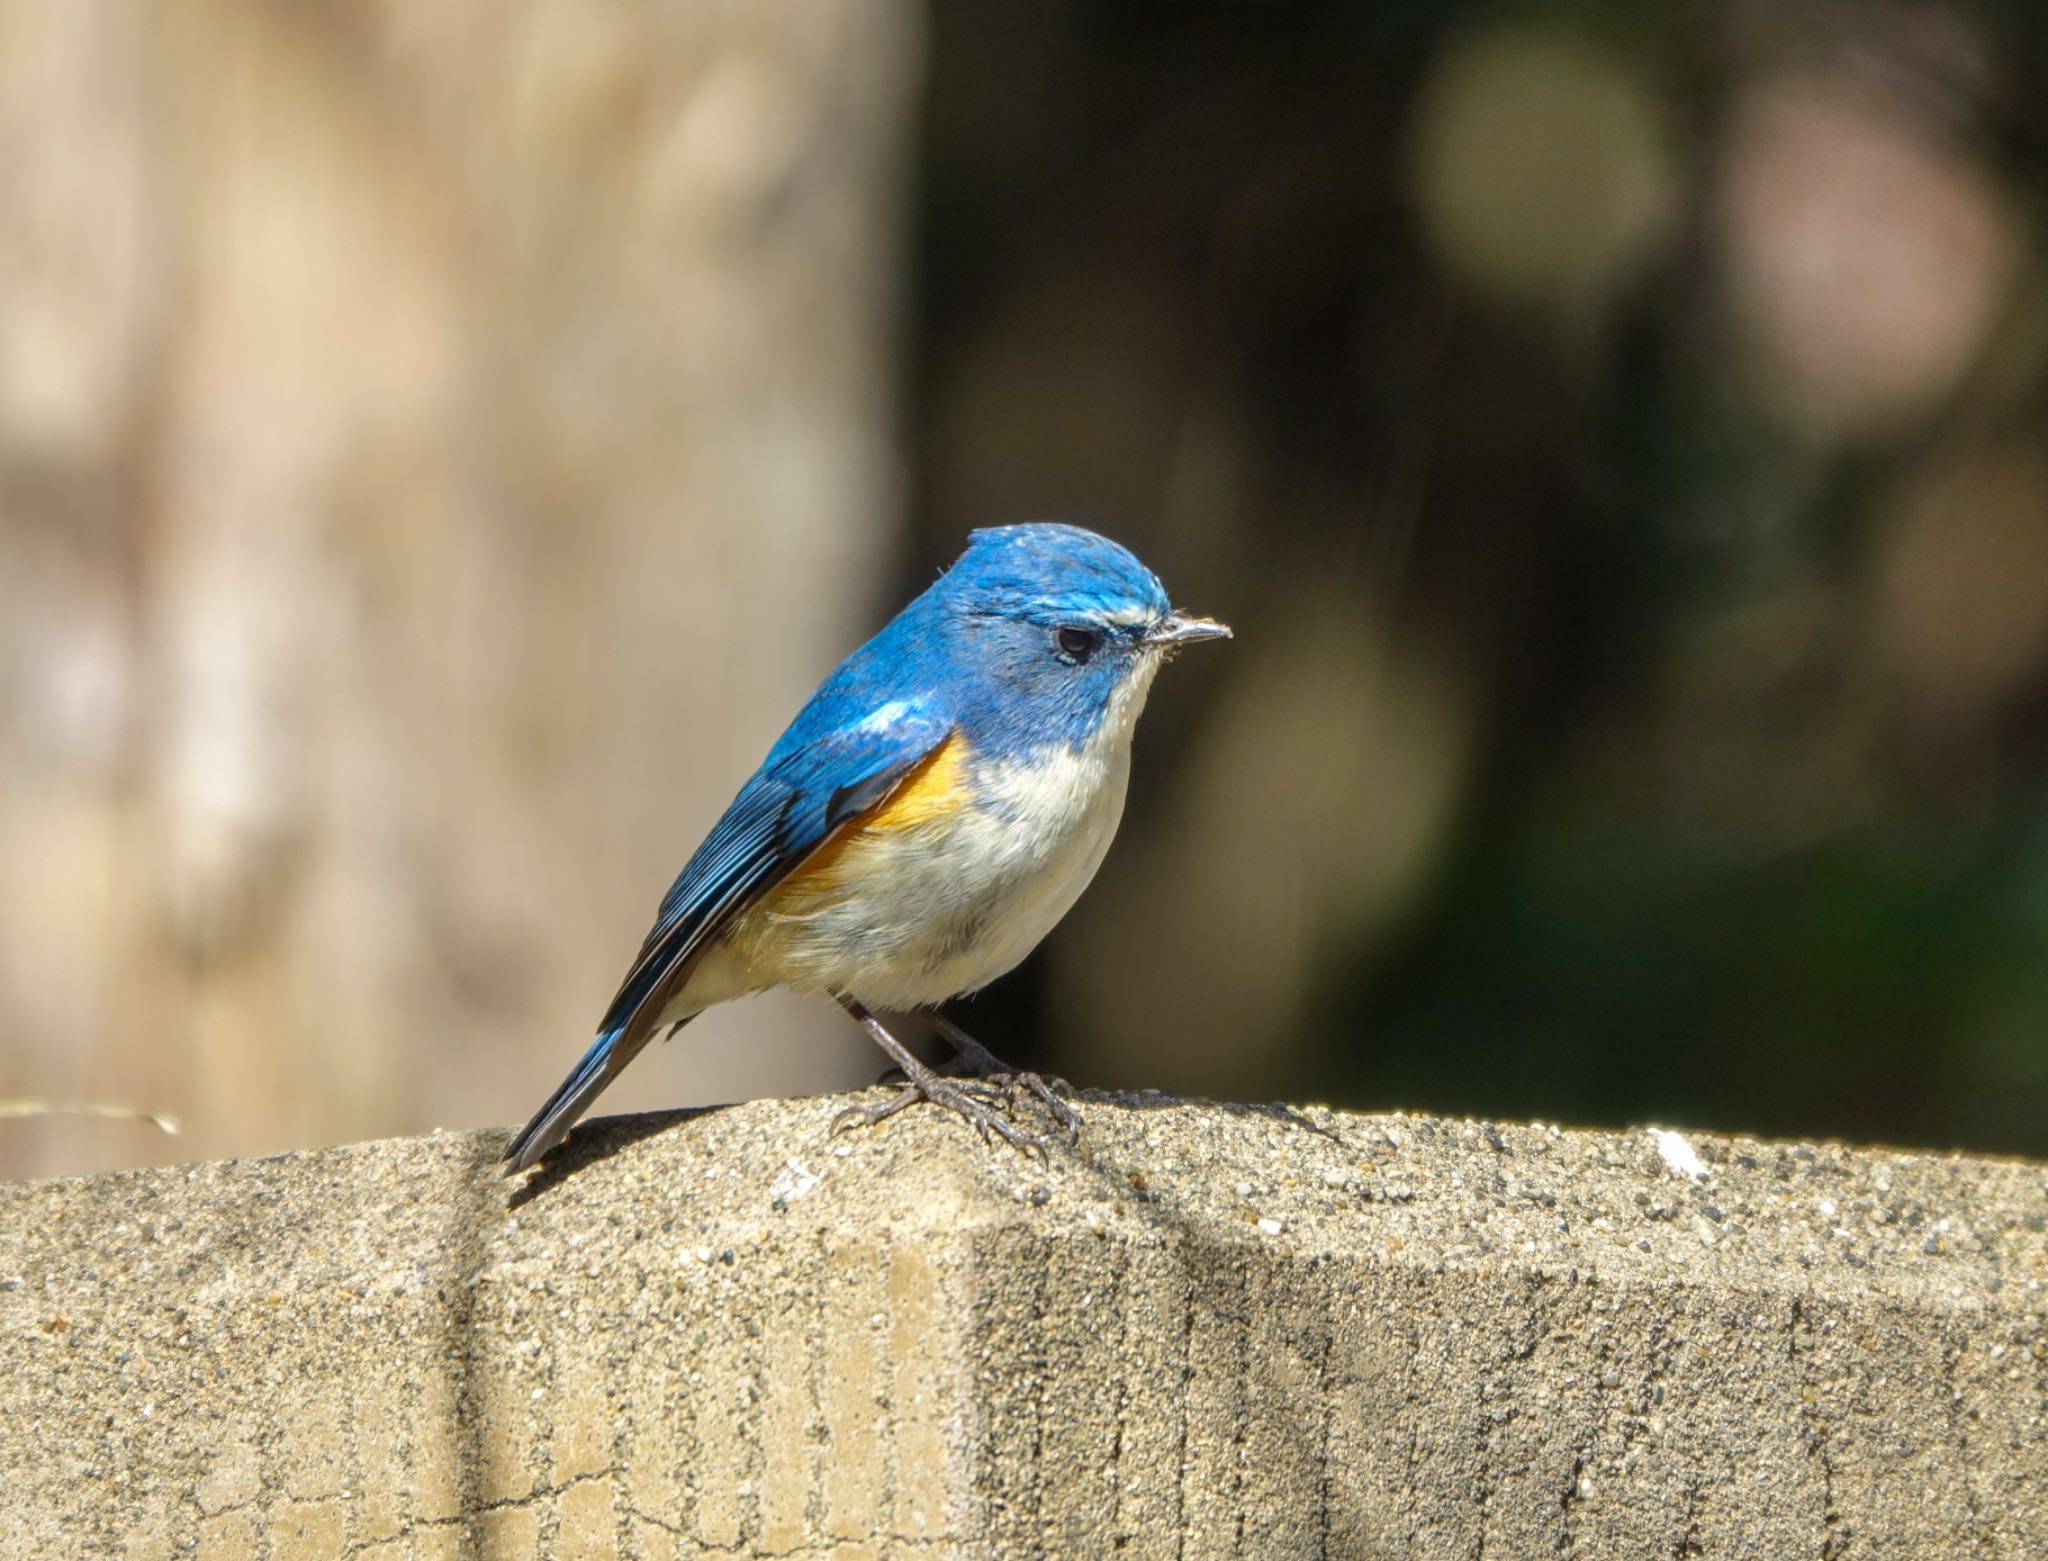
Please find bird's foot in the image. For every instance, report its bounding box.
[836,997,1051,1160]
[862,1070,1014,1110]
[926,1014,1083,1145]
[974,1070,1080,1144]
[869,1060,1022,1110]
[832,1069,1049,1161]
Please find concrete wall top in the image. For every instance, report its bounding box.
[5,1091,2046,1556]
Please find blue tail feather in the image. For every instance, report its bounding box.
[503,1016,688,1171]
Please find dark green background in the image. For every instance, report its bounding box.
[901,1,2048,1158]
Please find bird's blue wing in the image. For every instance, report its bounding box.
[603,716,949,1034]
[503,701,951,1169]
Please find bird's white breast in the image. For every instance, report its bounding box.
[690,654,1161,1013]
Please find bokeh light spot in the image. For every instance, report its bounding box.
[1407,27,1677,312]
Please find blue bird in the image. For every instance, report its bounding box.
[503,524,1228,1170]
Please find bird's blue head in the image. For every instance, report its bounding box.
[929,524,1229,752]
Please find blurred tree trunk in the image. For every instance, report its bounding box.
[0,0,923,1179]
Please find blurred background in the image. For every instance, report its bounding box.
[6,0,2048,1182]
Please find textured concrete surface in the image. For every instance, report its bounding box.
[4,1093,2046,1558]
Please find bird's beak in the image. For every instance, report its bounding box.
[1144,613,1232,649]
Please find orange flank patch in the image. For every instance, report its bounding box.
[860,731,971,832]
[773,732,970,901]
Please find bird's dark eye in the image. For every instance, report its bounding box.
[1054,625,1101,662]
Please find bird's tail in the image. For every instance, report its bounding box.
[501,1015,691,1172]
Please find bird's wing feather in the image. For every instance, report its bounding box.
[503,702,952,1169]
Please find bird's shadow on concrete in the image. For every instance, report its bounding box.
[503,1105,725,1210]
[504,1088,1354,1209]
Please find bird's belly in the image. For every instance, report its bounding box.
[716,738,1131,1010]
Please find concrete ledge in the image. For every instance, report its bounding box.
[5,1093,2046,1557]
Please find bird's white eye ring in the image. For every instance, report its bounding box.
[1054,625,1101,662]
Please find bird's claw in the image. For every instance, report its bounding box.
[832,1074,1049,1161]
[831,1093,908,1134]
[966,1070,1080,1144]
[923,1019,1082,1144]
[874,1061,1017,1108]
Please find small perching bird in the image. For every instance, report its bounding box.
[504,524,1228,1170]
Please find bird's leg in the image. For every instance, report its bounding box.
[926,1010,1082,1145]
[833,997,1049,1160]
[861,1021,1008,1104]
[864,1062,1014,1108]
[847,1010,1015,1115]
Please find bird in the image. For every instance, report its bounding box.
[503,523,1229,1171]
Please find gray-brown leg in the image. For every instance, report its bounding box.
[926,1011,1082,1145]
[833,996,1050,1160]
